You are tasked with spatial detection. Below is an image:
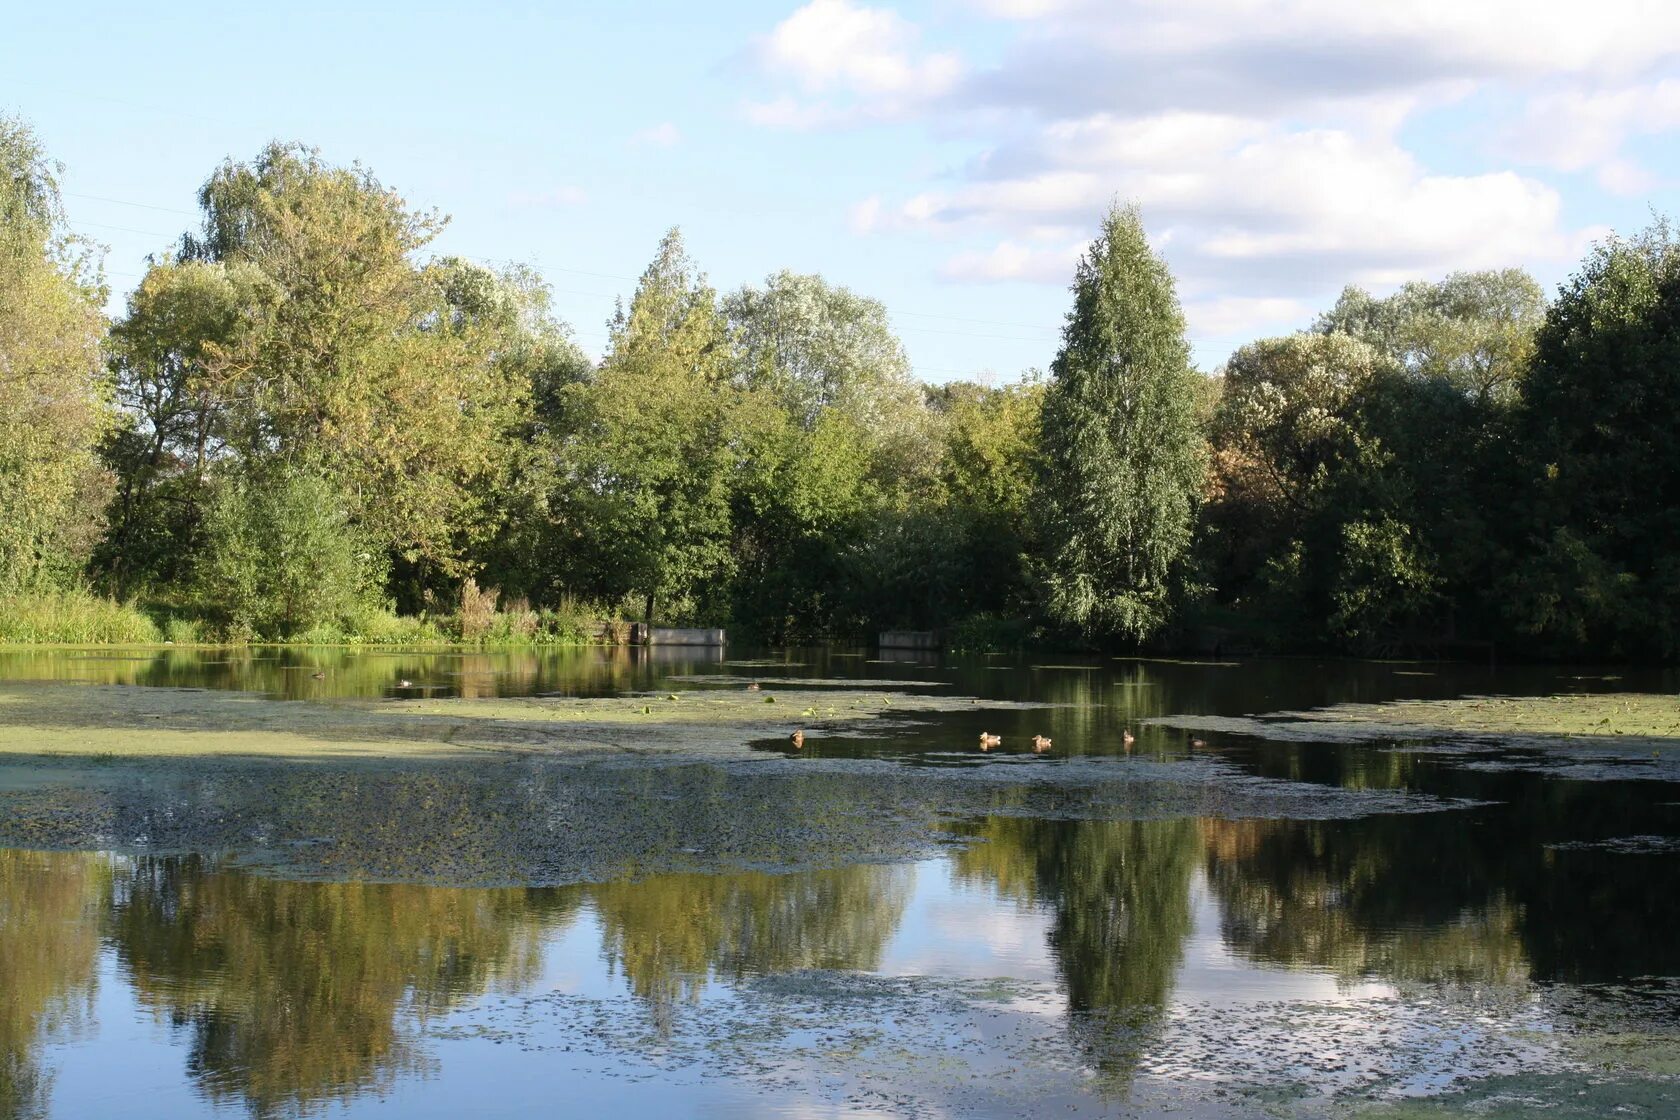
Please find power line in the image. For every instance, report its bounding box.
[65,192,197,217]
[72,219,174,239]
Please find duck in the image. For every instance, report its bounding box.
[789,729,805,749]
[1031,734,1052,752]
[310,670,326,680]
[1189,737,1207,749]
[1122,728,1136,745]
[398,678,412,688]
[978,732,1002,750]
[747,682,761,691]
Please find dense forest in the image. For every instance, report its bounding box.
[3,113,1678,659]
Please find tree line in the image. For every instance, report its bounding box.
[3,114,1677,657]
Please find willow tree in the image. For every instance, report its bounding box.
[1035,204,1205,642]
[0,116,114,594]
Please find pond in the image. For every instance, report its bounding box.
[0,646,1676,1118]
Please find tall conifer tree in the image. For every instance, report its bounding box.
[1036,203,1205,642]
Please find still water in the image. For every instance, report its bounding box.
[1,646,1676,1118]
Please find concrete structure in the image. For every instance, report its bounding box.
[878,630,940,650]
[630,624,726,646]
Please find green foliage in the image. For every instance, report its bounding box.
[197,464,376,639]
[0,116,115,595]
[10,110,1680,661]
[725,270,938,498]
[1507,221,1680,657]
[99,257,270,595]
[554,229,739,623]
[1035,203,1206,643]
[1317,270,1545,404]
[0,590,161,644]
[174,143,527,577]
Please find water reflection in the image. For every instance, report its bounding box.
[108,857,577,1117]
[4,645,1674,736]
[1,646,1677,1115]
[593,865,913,1032]
[0,800,1675,1117]
[0,852,103,1120]
[953,817,1199,1082]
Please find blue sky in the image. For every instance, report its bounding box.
[7,0,1679,377]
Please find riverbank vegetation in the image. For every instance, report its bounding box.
[4,113,1679,658]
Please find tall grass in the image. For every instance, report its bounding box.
[452,585,600,645]
[0,589,605,647]
[0,590,162,644]
[292,605,449,646]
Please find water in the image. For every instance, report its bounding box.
[1,647,1676,1118]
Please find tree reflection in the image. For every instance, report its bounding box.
[107,857,581,1118]
[589,864,914,1033]
[1200,818,1531,988]
[954,817,1200,1082]
[0,851,104,1120]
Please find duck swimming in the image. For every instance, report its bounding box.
[978,732,1001,750]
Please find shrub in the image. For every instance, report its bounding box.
[198,464,376,639]
[162,616,204,644]
[947,614,1032,654]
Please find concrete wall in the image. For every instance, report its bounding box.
[630,624,726,646]
[878,630,940,650]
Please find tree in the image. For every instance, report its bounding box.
[1316,270,1544,405]
[721,271,942,638]
[555,229,738,622]
[173,142,526,579]
[723,270,937,499]
[1508,221,1680,656]
[1035,204,1206,643]
[427,257,595,608]
[197,462,374,638]
[0,116,114,594]
[100,258,272,595]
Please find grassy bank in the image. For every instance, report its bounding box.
[0,589,607,647]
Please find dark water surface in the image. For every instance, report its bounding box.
[1,647,1676,1118]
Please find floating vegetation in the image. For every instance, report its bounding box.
[1546,835,1680,855]
[0,681,1046,763]
[1150,692,1680,780]
[666,675,948,689]
[0,752,1466,885]
[421,973,1680,1119]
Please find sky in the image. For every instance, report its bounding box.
[6,0,1680,377]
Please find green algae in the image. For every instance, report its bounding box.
[1152,692,1680,753]
[0,680,1048,763]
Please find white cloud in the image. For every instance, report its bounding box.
[939,239,1083,282]
[849,194,884,233]
[1182,296,1314,340]
[748,0,960,127]
[745,0,1678,340]
[1504,79,1680,170]
[630,121,681,148]
[1597,159,1657,197]
[963,1,1680,86]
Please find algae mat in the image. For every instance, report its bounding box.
[1151,693,1680,752]
[0,680,1049,761]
